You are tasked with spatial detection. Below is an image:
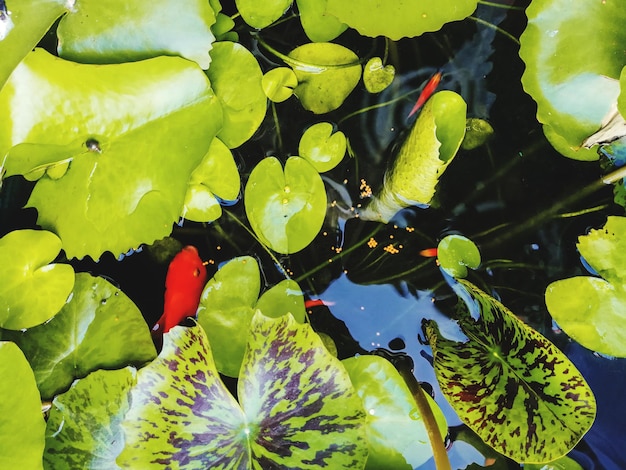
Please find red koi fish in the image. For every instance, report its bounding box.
[152,245,208,336]
[304,299,336,310]
[419,247,438,258]
[407,71,442,118]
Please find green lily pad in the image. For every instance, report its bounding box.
[0,341,46,470]
[182,137,240,222]
[255,279,306,322]
[519,0,626,160]
[325,0,479,40]
[288,42,362,114]
[57,0,216,69]
[0,49,222,259]
[545,216,626,357]
[244,156,327,254]
[207,41,267,148]
[119,313,367,468]
[262,67,298,103]
[437,234,481,278]
[361,90,467,223]
[44,368,135,470]
[298,122,347,173]
[461,118,494,150]
[295,0,347,42]
[0,229,74,330]
[364,57,395,94]
[424,280,596,463]
[0,273,156,400]
[343,355,447,469]
[235,0,292,29]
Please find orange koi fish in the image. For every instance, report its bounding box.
[152,245,208,336]
[419,247,438,258]
[407,71,442,118]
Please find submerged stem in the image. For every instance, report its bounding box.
[467,16,520,45]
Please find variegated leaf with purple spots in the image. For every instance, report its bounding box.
[423,280,596,463]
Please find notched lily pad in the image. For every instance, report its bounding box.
[437,234,481,278]
[235,0,292,29]
[424,280,596,463]
[298,122,347,173]
[262,67,298,103]
[244,156,327,254]
[0,229,74,330]
[295,0,347,42]
[364,57,395,94]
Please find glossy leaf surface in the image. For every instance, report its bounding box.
[255,279,306,323]
[235,0,292,29]
[245,156,327,254]
[1,273,156,400]
[363,57,395,94]
[44,368,135,470]
[325,0,479,40]
[298,122,347,173]
[546,216,626,357]
[119,313,367,468]
[262,67,297,103]
[0,229,74,330]
[295,0,347,42]
[0,342,46,470]
[0,49,222,259]
[57,0,216,69]
[424,280,596,463]
[437,234,481,278]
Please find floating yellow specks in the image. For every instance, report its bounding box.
[383,244,400,254]
[367,238,378,248]
[359,178,372,199]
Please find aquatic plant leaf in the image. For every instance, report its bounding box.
[363,57,395,94]
[0,342,46,470]
[295,0,347,42]
[298,122,347,173]
[207,41,267,148]
[524,455,584,470]
[119,314,367,468]
[0,273,156,400]
[361,90,466,223]
[0,49,222,259]
[424,280,596,463]
[325,0,479,40]
[289,42,362,114]
[342,355,447,469]
[182,137,240,222]
[44,368,135,470]
[519,0,626,160]
[546,216,626,357]
[256,279,306,323]
[57,0,216,69]
[196,256,260,378]
[235,0,292,29]
[262,67,298,103]
[437,234,481,278]
[0,0,67,90]
[245,156,326,254]
[0,229,74,330]
[461,118,494,150]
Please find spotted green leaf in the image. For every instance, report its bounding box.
[298,122,347,173]
[343,355,447,469]
[0,342,46,470]
[119,313,367,468]
[0,49,222,259]
[546,216,626,357]
[44,368,136,470]
[0,273,156,400]
[437,234,481,278]
[295,0,347,42]
[235,0,292,29]
[0,229,74,330]
[424,280,596,463]
[363,57,395,94]
[244,156,327,254]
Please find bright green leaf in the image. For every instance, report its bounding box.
[325,0,479,40]
[256,279,306,323]
[361,91,467,223]
[235,0,292,29]
[0,342,46,470]
[546,216,626,357]
[57,0,216,69]
[245,156,327,254]
[461,118,494,150]
[44,368,136,470]
[298,122,347,173]
[0,273,156,400]
[296,0,347,42]
[424,280,596,463]
[525,455,584,470]
[0,49,222,259]
[262,67,298,103]
[0,229,74,330]
[207,41,267,148]
[364,57,395,94]
[289,42,362,114]
[437,234,481,278]
[343,355,447,469]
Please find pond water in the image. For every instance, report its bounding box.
[2,0,626,468]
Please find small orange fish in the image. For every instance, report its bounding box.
[152,245,207,336]
[407,71,442,118]
[419,247,438,258]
